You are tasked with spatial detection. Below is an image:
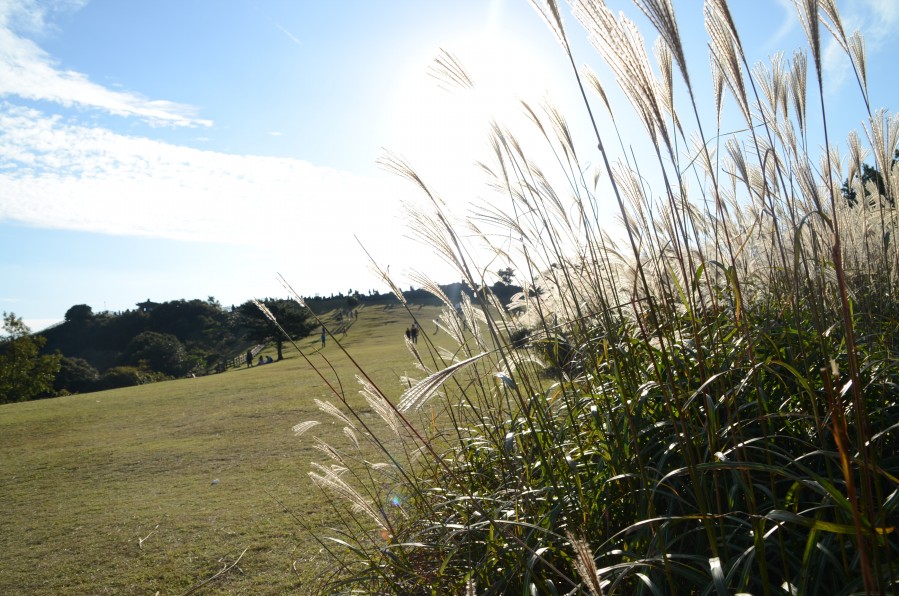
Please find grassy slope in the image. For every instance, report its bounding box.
[0,304,442,595]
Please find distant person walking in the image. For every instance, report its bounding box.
[245,349,253,368]
[320,326,326,348]
[411,322,419,344]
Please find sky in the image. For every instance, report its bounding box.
[0,0,896,331]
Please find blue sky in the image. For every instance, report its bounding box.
[1,0,896,331]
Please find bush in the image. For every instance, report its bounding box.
[122,331,190,377]
[53,356,100,394]
[96,366,162,390]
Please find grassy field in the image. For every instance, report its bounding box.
[0,304,443,595]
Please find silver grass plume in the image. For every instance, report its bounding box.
[653,37,677,128]
[847,30,867,102]
[571,0,672,154]
[313,438,346,465]
[566,530,604,596]
[817,0,846,47]
[308,462,386,530]
[789,50,808,137]
[528,0,570,52]
[397,351,490,412]
[710,50,725,126]
[864,109,899,207]
[793,0,822,77]
[315,399,357,430]
[633,0,691,92]
[429,48,474,91]
[343,427,360,450]
[356,374,401,437]
[365,257,407,306]
[581,65,614,120]
[754,53,788,124]
[705,0,751,125]
[292,420,320,437]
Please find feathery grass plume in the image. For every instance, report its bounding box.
[428,48,474,91]
[342,427,360,450]
[581,65,613,120]
[356,375,401,437]
[312,437,347,465]
[817,0,846,46]
[396,351,489,412]
[291,420,320,437]
[704,0,751,125]
[754,53,788,124]
[251,298,276,325]
[709,51,725,126]
[527,0,569,52]
[566,530,603,596]
[788,49,808,138]
[308,462,386,530]
[315,399,356,430]
[847,30,868,105]
[793,0,822,75]
[572,0,672,155]
[653,37,675,125]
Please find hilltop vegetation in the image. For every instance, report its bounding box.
[0,281,521,401]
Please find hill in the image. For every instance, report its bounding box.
[0,304,447,593]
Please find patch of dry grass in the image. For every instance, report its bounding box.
[0,305,446,594]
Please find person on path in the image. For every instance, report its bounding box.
[245,349,253,368]
[411,322,419,344]
[320,326,326,348]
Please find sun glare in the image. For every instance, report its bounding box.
[382,30,555,198]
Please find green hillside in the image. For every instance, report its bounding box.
[0,304,444,594]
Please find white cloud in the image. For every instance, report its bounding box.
[0,105,409,249]
[820,0,898,96]
[764,0,798,51]
[0,0,210,127]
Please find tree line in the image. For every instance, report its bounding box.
[0,277,524,404]
[0,297,316,403]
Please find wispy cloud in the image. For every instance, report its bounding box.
[763,0,798,51]
[0,104,406,248]
[274,23,302,47]
[0,0,210,127]
[821,0,899,93]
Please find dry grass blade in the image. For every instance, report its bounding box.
[429,48,474,90]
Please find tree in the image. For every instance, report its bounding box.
[64,304,94,323]
[122,331,190,377]
[53,356,99,394]
[236,299,316,361]
[842,149,898,207]
[0,312,61,403]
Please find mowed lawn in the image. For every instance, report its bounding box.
[0,305,443,595]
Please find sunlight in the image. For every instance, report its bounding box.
[382,30,555,199]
